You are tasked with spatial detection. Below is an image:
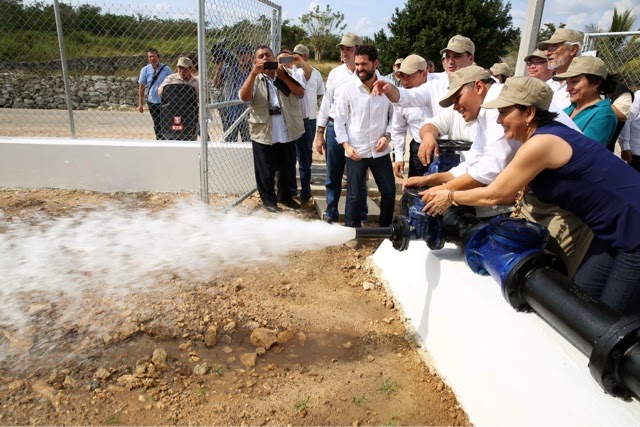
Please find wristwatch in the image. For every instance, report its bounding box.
[383,132,391,141]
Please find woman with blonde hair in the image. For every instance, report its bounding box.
[423,76,640,315]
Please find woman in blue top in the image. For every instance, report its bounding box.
[424,77,640,315]
[553,56,618,145]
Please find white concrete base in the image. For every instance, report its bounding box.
[0,137,254,193]
[371,240,640,426]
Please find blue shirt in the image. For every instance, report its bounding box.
[138,63,172,104]
[563,98,617,145]
[530,122,640,251]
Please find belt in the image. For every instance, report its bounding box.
[303,118,310,124]
[327,117,334,123]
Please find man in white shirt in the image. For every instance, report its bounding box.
[290,44,325,206]
[333,45,395,228]
[619,90,640,171]
[525,49,554,83]
[314,32,368,223]
[372,35,476,169]
[538,28,583,109]
[405,66,518,218]
[389,55,430,178]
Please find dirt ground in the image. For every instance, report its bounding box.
[0,188,469,426]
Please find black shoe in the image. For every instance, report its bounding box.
[281,199,300,210]
[264,204,281,213]
[322,214,333,224]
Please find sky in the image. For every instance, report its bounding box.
[276,0,640,38]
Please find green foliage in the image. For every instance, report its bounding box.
[538,22,565,43]
[378,377,399,397]
[281,19,307,50]
[299,5,346,61]
[351,393,368,406]
[373,0,519,74]
[294,397,310,413]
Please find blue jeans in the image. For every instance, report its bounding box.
[325,121,367,222]
[345,154,396,227]
[573,237,640,315]
[289,119,314,201]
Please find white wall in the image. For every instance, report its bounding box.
[371,240,640,426]
[0,137,254,193]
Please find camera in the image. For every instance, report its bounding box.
[263,61,278,70]
[278,56,293,64]
[268,106,282,115]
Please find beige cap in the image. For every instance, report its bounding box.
[395,54,427,76]
[440,35,475,55]
[481,76,553,110]
[177,56,193,68]
[293,44,309,56]
[552,55,608,80]
[524,49,547,62]
[490,62,511,77]
[538,28,582,50]
[394,58,404,65]
[439,65,490,108]
[337,32,362,48]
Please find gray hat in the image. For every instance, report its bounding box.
[552,55,608,80]
[440,35,475,55]
[177,56,193,68]
[490,62,511,77]
[439,65,491,108]
[524,49,547,63]
[337,32,362,48]
[395,54,427,76]
[481,76,553,110]
[293,44,309,56]
[538,28,582,50]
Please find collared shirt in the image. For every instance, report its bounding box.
[290,67,308,118]
[305,67,325,120]
[394,77,450,119]
[564,98,617,145]
[138,62,172,103]
[619,90,640,155]
[317,63,358,127]
[333,76,394,159]
[158,73,198,97]
[391,103,431,160]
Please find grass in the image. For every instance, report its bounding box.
[214,366,224,378]
[106,414,120,425]
[294,397,310,413]
[383,414,400,427]
[378,378,399,397]
[309,60,341,80]
[352,393,368,406]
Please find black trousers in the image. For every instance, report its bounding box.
[147,101,164,140]
[408,139,430,177]
[251,140,296,207]
[631,154,640,173]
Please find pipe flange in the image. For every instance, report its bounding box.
[503,251,567,311]
[589,316,640,399]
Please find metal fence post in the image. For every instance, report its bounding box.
[197,0,209,204]
[53,0,76,139]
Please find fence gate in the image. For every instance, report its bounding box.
[199,0,281,205]
[583,31,640,92]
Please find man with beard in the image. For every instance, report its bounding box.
[333,45,395,228]
[538,28,583,109]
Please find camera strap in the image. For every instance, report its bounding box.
[264,77,281,114]
[150,64,167,89]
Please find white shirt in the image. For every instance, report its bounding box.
[305,67,325,120]
[333,76,394,159]
[619,90,640,155]
[428,72,447,82]
[317,63,358,127]
[548,78,571,110]
[391,102,431,161]
[426,107,478,160]
[290,67,307,118]
[394,77,450,119]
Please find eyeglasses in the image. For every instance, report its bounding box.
[526,61,547,67]
[546,44,565,53]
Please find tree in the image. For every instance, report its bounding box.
[299,5,346,61]
[538,22,565,43]
[281,19,306,51]
[373,0,519,74]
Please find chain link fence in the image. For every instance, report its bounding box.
[0,0,282,204]
[583,31,640,92]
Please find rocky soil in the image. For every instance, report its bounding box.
[0,189,470,426]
